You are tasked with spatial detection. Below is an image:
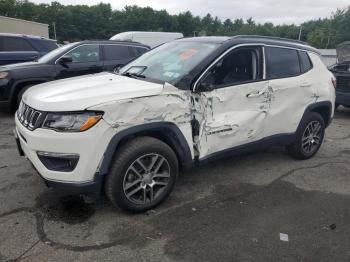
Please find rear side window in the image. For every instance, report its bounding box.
[103,45,132,60]
[31,39,58,52]
[0,37,35,51]
[266,47,300,79]
[299,51,313,73]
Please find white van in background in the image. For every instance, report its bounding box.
[110,31,183,48]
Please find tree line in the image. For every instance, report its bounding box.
[0,0,349,48]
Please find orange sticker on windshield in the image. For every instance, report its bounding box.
[179,48,199,60]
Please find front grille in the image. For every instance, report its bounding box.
[17,102,43,130]
[336,76,350,93]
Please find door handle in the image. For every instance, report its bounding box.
[300,83,311,88]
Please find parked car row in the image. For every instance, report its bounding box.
[0,40,150,109]
[13,35,336,212]
[0,33,58,65]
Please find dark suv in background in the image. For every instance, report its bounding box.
[0,40,150,109]
[0,33,58,65]
[329,41,350,108]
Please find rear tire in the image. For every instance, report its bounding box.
[286,112,325,160]
[105,136,178,213]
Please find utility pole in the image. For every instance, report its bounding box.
[53,22,57,40]
[298,26,302,41]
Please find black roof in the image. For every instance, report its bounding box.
[177,35,320,54]
[79,40,150,49]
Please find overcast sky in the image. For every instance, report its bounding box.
[30,0,349,25]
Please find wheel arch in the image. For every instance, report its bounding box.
[98,122,194,178]
[305,101,333,128]
[10,78,50,107]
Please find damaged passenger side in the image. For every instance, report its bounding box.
[191,45,269,159]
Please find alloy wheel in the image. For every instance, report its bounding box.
[123,153,171,205]
[301,120,323,154]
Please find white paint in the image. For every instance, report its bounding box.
[192,51,335,160]
[16,44,335,184]
[15,115,115,183]
[192,81,271,158]
[22,72,163,111]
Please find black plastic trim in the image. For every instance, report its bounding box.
[44,176,103,197]
[37,153,79,172]
[300,101,333,128]
[98,122,194,178]
[28,158,102,197]
[198,133,296,165]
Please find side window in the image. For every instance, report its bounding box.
[103,45,132,60]
[135,47,148,55]
[299,51,313,73]
[200,47,263,89]
[66,45,100,63]
[1,37,35,51]
[266,47,300,79]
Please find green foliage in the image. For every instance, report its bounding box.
[0,0,349,48]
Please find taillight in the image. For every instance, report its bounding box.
[331,78,337,89]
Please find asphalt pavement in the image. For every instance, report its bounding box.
[1,107,350,262]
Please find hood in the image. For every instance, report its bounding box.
[23,72,164,111]
[0,61,44,71]
[336,41,350,62]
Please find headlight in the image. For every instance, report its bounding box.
[42,111,103,132]
[0,72,9,79]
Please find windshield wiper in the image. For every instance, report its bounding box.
[121,72,146,78]
[121,66,147,79]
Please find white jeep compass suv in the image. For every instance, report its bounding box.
[15,36,336,212]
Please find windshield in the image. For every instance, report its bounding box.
[119,41,220,84]
[37,43,76,63]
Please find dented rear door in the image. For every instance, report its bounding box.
[263,46,317,136]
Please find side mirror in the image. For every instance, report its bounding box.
[197,82,214,92]
[58,55,73,64]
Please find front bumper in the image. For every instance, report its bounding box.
[41,169,103,196]
[336,90,350,107]
[15,114,115,193]
[0,100,10,109]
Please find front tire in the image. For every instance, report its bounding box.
[105,136,178,212]
[16,84,33,108]
[287,112,325,160]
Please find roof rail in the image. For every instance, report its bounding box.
[233,35,309,46]
[83,39,148,46]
